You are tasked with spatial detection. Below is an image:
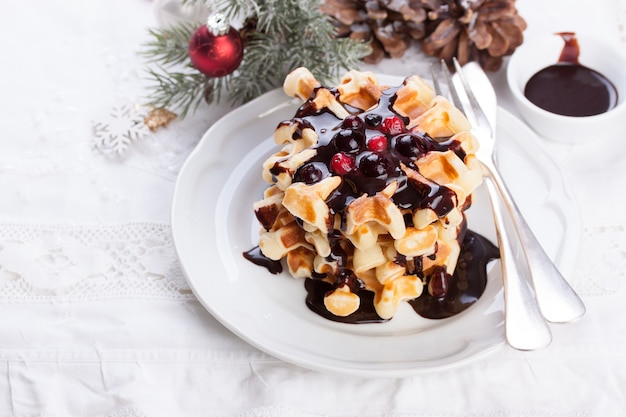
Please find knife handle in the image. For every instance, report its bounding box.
[484,177,552,350]
[483,162,586,323]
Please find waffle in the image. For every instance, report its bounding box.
[253,67,483,320]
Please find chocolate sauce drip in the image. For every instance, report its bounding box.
[326,234,349,269]
[243,246,283,274]
[277,118,315,140]
[254,205,279,231]
[524,32,618,117]
[300,229,499,323]
[408,230,499,319]
[557,32,580,65]
[304,278,387,324]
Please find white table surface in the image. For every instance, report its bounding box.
[1,1,626,416]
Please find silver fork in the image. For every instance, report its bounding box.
[431,59,561,350]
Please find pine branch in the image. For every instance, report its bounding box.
[213,0,261,24]
[140,0,371,117]
[142,23,197,67]
[141,22,215,117]
[145,68,211,118]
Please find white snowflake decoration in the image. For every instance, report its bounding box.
[93,104,151,158]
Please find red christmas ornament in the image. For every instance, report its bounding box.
[188,13,243,77]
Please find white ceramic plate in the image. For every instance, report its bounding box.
[171,75,581,377]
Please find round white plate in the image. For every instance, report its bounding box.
[171,75,581,377]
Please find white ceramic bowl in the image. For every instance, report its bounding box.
[506,33,626,143]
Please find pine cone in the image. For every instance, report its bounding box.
[321,0,429,64]
[421,0,527,71]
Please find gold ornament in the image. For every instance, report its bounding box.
[144,107,178,132]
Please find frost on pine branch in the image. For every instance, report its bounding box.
[142,0,370,118]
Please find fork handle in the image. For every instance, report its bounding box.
[483,161,586,323]
[485,177,552,350]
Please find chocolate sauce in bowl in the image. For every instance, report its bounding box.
[524,32,618,117]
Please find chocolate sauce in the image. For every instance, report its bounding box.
[524,32,618,117]
[243,246,283,274]
[291,85,463,221]
[305,278,387,323]
[243,77,500,323]
[304,230,498,323]
[408,229,499,319]
[246,229,498,323]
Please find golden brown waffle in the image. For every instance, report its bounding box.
[253,67,483,320]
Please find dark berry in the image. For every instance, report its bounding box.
[393,133,425,158]
[381,115,405,135]
[342,115,364,130]
[367,135,387,152]
[331,152,355,175]
[333,129,363,153]
[358,152,388,178]
[337,269,365,292]
[428,266,451,298]
[364,113,382,127]
[294,162,326,184]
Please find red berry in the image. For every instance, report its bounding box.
[367,135,387,152]
[381,115,405,135]
[330,152,355,175]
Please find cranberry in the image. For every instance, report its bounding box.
[393,133,425,158]
[341,115,364,130]
[364,113,382,127]
[358,152,388,178]
[381,115,405,135]
[333,129,363,153]
[367,135,387,152]
[331,152,355,175]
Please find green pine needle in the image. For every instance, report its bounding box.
[142,23,197,67]
[145,68,212,118]
[141,0,371,118]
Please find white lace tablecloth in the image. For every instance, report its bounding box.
[1,1,625,416]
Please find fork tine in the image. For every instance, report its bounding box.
[439,59,465,112]
[431,59,484,131]
[429,63,443,96]
[452,58,491,134]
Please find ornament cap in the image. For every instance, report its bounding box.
[206,13,230,36]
